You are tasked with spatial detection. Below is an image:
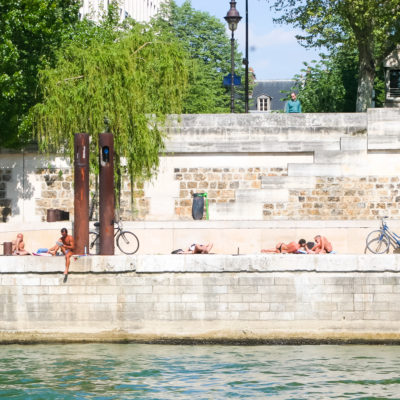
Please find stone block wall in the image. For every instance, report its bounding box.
[34,168,150,222]
[263,176,400,220]
[119,180,150,221]
[174,166,287,219]
[1,255,400,342]
[29,166,400,223]
[34,167,74,221]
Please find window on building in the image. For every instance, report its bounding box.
[389,70,400,97]
[257,95,271,111]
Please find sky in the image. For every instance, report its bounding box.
[174,0,321,80]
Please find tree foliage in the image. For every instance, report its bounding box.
[153,0,245,113]
[0,0,80,148]
[266,0,400,111]
[290,46,359,112]
[31,20,189,185]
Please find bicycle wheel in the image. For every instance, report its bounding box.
[89,231,100,255]
[366,230,390,254]
[117,231,139,255]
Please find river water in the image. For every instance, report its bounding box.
[1,344,400,399]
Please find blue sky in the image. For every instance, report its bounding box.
[174,0,321,80]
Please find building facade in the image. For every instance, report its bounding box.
[249,80,294,112]
[80,0,164,23]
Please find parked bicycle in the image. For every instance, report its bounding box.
[89,219,139,255]
[365,216,400,254]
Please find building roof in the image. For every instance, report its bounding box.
[250,80,295,111]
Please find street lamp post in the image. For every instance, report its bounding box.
[245,0,249,113]
[224,1,241,113]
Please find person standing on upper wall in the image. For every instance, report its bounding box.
[285,92,302,113]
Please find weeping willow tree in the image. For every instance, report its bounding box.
[31,22,189,193]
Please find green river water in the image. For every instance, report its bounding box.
[0,344,399,399]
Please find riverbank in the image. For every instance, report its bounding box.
[1,254,400,344]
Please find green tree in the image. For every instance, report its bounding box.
[153,0,244,113]
[0,0,80,148]
[31,21,189,187]
[266,0,400,111]
[290,46,359,112]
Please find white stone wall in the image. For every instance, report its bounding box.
[2,109,400,225]
[1,255,400,342]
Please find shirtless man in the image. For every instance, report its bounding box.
[12,233,30,255]
[174,243,214,254]
[191,243,213,254]
[261,242,288,253]
[262,239,306,254]
[311,235,333,254]
[49,228,75,274]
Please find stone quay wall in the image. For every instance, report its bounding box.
[2,108,400,224]
[1,255,400,344]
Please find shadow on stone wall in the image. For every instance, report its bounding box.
[1,152,37,222]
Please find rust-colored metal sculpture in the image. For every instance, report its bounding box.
[99,133,115,255]
[74,133,89,254]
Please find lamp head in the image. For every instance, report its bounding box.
[224,1,242,32]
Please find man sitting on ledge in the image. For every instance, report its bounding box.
[48,228,75,274]
[12,233,30,255]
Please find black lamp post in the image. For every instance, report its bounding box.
[224,1,242,113]
[244,0,249,113]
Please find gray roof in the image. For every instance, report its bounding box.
[250,80,295,111]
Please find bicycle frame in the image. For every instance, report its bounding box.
[90,219,139,255]
[93,221,123,239]
[380,219,400,248]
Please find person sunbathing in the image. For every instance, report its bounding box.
[261,239,306,254]
[172,243,213,254]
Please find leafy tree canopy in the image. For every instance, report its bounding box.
[290,46,359,112]
[0,0,80,148]
[31,14,189,185]
[266,0,400,111]
[153,0,245,113]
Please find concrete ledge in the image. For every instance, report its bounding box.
[2,254,400,274]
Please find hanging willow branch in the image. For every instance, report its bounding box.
[57,75,85,84]
[31,24,189,189]
[132,41,153,55]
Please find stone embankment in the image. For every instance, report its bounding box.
[1,254,400,344]
[2,108,400,224]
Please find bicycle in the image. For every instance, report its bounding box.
[89,219,139,255]
[365,216,400,254]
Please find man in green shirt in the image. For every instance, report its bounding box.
[285,92,302,113]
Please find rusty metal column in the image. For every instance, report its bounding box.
[99,133,114,255]
[74,133,89,255]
